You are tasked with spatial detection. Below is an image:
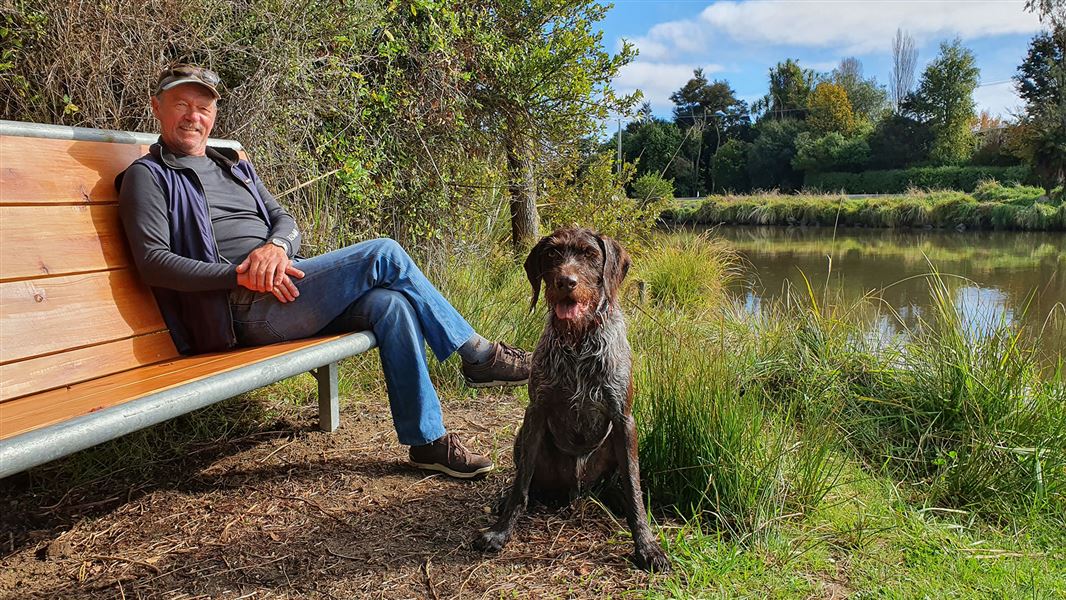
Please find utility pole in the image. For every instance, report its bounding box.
[616,117,622,175]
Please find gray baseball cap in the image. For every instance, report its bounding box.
[154,64,221,98]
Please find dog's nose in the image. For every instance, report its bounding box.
[556,274,577,291]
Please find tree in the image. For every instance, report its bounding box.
[754,59,815,121]
[712,139,752,193]
[807,82,856,135]
[890,28,918,111]
[792,132,870,173]
[907,39,980,165]
[1015,27,1065,110]
[670,69,743,130]
[829,57,888,123]
[867,114,933,169]
[619,116,694,192]
[669,70,748,195]
[747,118,805,190]
[466,0,638,253]
[1013,24,1066,193]
[1025,0,1066,26]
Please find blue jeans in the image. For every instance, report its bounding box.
[229,238,475,446]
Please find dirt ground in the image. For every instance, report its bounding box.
[0,394,661,599]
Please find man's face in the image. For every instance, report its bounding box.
[151,84,217,156]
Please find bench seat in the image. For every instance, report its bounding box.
[0,120,376,478]
[0,331,374,478]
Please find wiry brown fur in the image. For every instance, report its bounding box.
[473,228,670,572]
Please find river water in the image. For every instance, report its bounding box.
[707,226,1065,364]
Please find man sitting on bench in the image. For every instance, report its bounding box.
[116,64,530,479]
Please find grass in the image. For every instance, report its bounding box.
[667,182,1066,231]
[8,229,1063,597]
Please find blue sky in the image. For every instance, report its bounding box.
[597,0,1047,121]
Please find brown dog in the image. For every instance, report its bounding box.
[473,227,670,572]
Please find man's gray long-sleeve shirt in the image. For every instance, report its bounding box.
[119,152,301,292]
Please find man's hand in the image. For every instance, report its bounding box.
[236,243,305,303]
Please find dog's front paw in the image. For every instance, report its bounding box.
[633,542,671,573]
[473,528,510,553]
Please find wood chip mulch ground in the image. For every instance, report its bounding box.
[0,394,665,599]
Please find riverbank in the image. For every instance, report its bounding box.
[2,232,1062,597]
[665,182,1066,231]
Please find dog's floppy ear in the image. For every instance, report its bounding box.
[524,235,552,313]
[596,233,630,306]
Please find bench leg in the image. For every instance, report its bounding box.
[312,363,340,432]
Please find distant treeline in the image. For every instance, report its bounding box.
[615,27,1064,200]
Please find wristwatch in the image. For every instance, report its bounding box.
[268,238,289,253]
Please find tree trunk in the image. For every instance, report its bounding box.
[506,135,540,255]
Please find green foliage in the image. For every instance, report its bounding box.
[711,139,752,193]
[666,70,749,196]
[634,232,734,314]
[670,68,743,130]
[806,82,856,135]
[906,39,980,165]
[0,0,635,255]
[755,58,815,120]
[792,131,870,173]
[620,116,694,192]
[844,273,1066,518]
[868,114,934,169]
[747,118,805,190]
[827,56,889,124]
[1013,25,1066,194]
[1015,26,1065,111]
[541,154,664,251]
[971,179,1049,206]
[631,172,675,204]
[805,165,1031,194]
[670,187,1064,231]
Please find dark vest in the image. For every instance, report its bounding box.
[115,141,272,354]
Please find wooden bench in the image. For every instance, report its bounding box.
[0,120,377,478]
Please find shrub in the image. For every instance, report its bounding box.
[805,165,1031,194]
[747,118,805,191]
[712,139,752,193]
[631,172,675,204]
[542,155,665,252]
[792,131,870,173]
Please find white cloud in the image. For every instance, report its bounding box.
[629,18,710,61]
[615,61,725,113]
[620,2,1039,71]
[806,60,841,72]
[701,1,1041,54]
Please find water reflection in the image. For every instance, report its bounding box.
[708,226,1065,363]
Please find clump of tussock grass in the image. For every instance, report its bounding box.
[633,328,841,540]
[843,272,1066,520]
[971,180,1047,206]
[633,231,738,316]
[667,191,1065,231]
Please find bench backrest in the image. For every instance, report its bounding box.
[0,121,241,401]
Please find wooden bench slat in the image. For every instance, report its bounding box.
[0,269,167,363]
[0,331,179,401]
[0,204,132,281]
[0,136,148,205]
[0,334,352,440]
